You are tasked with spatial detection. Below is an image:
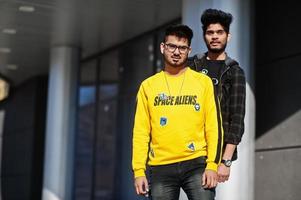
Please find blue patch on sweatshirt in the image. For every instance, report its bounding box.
[188,142,195,151]
[159,93,168,100]
[194,103,200,111]
[160,117,167,126]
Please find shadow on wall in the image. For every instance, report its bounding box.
[255,56,301,138]
[255,0,301,138]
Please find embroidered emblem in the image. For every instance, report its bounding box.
[150,148,155,157]
[212,78,219,85]
[201,69,208,75]
[160,117,167,126]
[194,103,200,111]
[188,142,195,151]
[159,93,168,100]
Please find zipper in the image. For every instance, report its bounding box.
[218,66,230,102]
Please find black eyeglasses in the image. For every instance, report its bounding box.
[164,43,190,54]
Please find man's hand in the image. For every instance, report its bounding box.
[134,176,149,196]
[218,164,230,182]
[202,169,218,188]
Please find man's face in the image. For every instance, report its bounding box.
[204,23,230,53]
[160,35,191,68]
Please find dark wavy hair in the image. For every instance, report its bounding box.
[164,24,193,46]
[201,8,233,35]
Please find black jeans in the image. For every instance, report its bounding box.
[149,157,215,200]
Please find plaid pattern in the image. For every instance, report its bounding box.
[188,54,246,160]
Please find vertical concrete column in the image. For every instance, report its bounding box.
[42,46,79,200]
[182,1,255,200]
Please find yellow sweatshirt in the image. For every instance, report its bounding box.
[132,67,223,178]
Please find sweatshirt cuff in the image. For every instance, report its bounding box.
[206,162,218,172]
[134,169,145,178]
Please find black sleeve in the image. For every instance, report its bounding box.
[224,66,246,145]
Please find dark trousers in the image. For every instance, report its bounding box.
[149,156,215,200]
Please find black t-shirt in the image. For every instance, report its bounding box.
[202,60,225,87]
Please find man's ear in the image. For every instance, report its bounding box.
[188,47,192,55]
[160,43,165,54]
[227,33,231,42]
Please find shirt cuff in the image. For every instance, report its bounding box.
[206,162,218,172]
[134,169,145,178]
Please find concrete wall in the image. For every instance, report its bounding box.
[255,1,301,199]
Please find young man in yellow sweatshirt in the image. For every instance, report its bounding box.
[132,24,223,200]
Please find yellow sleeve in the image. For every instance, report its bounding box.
[132,83,151,178]
[204,78,223,172]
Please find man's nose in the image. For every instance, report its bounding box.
[212,32,219,38]
[173,47,180,54]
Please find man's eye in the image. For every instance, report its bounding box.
[217,30,225,34]
[179,47,187,51]
[169,44,177,48]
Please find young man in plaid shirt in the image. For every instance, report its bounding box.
[188,8,246,183]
